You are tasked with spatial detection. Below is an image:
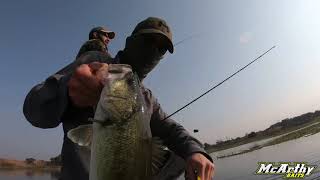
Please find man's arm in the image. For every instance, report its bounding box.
[23,51,113,128]
[23,68,72,128]
[147,89,215,179]
[150,105,213,162]
[149,92,213,162]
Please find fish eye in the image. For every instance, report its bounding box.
[126,76,134,86]
[123,72,135,84]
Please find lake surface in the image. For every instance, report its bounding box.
[1,133,320,180]
[0,169,60,180]
[209,132,320,180]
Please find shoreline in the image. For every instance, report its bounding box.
[0,158,61,171]
[214,122,320,159]
[0,166,61,170]
[206,118,320,154]
[0,167,61,177]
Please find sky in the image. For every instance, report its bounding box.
[1,0,320,160]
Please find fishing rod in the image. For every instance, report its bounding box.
[162,46,276,121]
[173,33,203,47]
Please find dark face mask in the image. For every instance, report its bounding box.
[119,34,167,80]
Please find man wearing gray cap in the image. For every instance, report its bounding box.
[76,26,115,58]
[23,17,214,180]
[114,17,215,180]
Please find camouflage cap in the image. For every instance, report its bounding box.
[89,26,115,39]
[132,17,174,53]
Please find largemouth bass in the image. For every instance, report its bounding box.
[67,64,166,180]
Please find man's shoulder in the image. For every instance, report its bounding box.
[55,51,114,76]
[81,39,105,48]
[75,51,114,65]
[77,39,106,58]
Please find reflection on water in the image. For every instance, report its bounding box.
[2,133,320,180]
[177,132,320,180]
[211,132,320,180]
[0,168,60,180]
[215,122,320,159]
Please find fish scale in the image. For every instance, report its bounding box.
[67,64,166,180]
[94,97,151,179]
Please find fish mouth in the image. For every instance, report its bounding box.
[106,95,128,100]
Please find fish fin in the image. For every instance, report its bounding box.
[151,137,169,175]
[67,124,93,147]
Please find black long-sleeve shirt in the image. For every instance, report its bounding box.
[23,51,212,180]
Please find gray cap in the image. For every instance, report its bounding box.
[89,26,115,39]
[132,17,174,53]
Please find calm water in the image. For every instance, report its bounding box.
[1,133,320,180]
[209,132,320,180]
[0,169,60,180]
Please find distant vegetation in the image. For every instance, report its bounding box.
[205,110,320,153]
[0,154,61,170]
[49,154,61,166]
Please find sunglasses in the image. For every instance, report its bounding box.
[98,31,110,38]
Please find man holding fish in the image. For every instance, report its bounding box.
[23,17,214,180]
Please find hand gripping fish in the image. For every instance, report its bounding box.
[67,64,167,180]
